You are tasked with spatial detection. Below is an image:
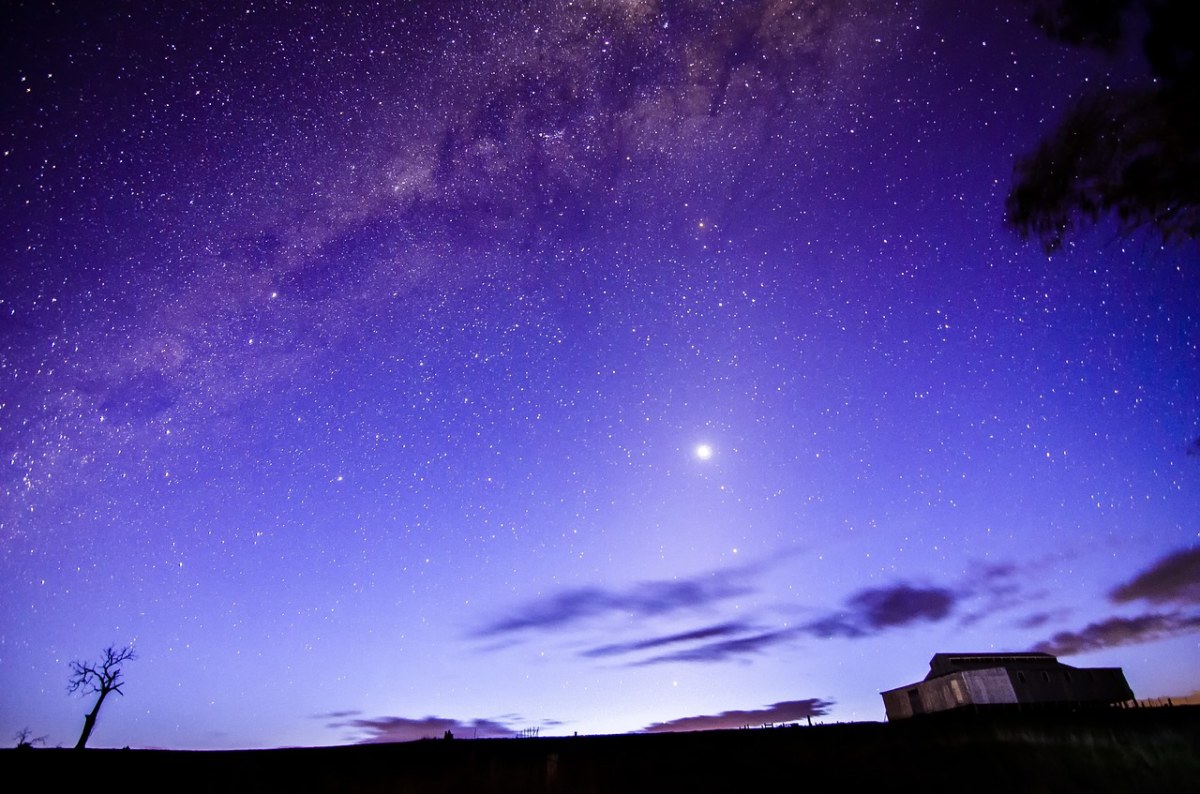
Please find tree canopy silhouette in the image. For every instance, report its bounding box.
[68,645,135,749]
[1007,0,1199,251]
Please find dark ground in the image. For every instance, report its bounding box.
[6,706,1198,793]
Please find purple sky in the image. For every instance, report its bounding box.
[2,0,1197,750]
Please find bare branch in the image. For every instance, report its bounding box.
[14,727,47,749]
[1008,0,1200,253]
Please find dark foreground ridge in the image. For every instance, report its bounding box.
[6,707,1199,793]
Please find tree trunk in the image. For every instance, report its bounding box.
[75,690,109,749]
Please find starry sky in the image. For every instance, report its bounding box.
[2,0,1198,750]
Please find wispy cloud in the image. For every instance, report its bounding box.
[641,698,834,733]
[581,622,753,659]
[474,569,755,638]
[1033,612,1200,656]
[634,629,799,665]
[1110,546,1200,606]
[582,581,961,667]
[477,557,962,667]
[313,709,363,720]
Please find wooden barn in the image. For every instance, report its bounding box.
[881,652,1134,720]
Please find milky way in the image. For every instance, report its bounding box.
[2,0,1197,749]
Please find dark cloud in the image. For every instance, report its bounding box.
[475,571,753,638]
[977,562,1019,581]
[805,583,958,638]
[1110,546,1200,606]
[1016,612,1055,629]
[851,584,956,628]
[802,615,867,639]
[1027,548,1200,656]
[327,714,524,744]
[476,586,616,636]
[641,698,834,733]
[1033,612,1200,656]
[581,622,753,659]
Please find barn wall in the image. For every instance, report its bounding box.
[915,675,965,714]
[962,669,1018,705]
[881,689,913,721]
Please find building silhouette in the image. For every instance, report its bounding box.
[881,652,1134,720]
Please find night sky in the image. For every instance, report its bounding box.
[2,0,1197,750]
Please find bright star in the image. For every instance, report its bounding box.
[695,443,713,460]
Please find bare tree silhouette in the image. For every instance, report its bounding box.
[14,727,47,749]
[68,645,135,749]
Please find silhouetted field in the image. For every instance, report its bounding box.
[7,707,1198,793]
